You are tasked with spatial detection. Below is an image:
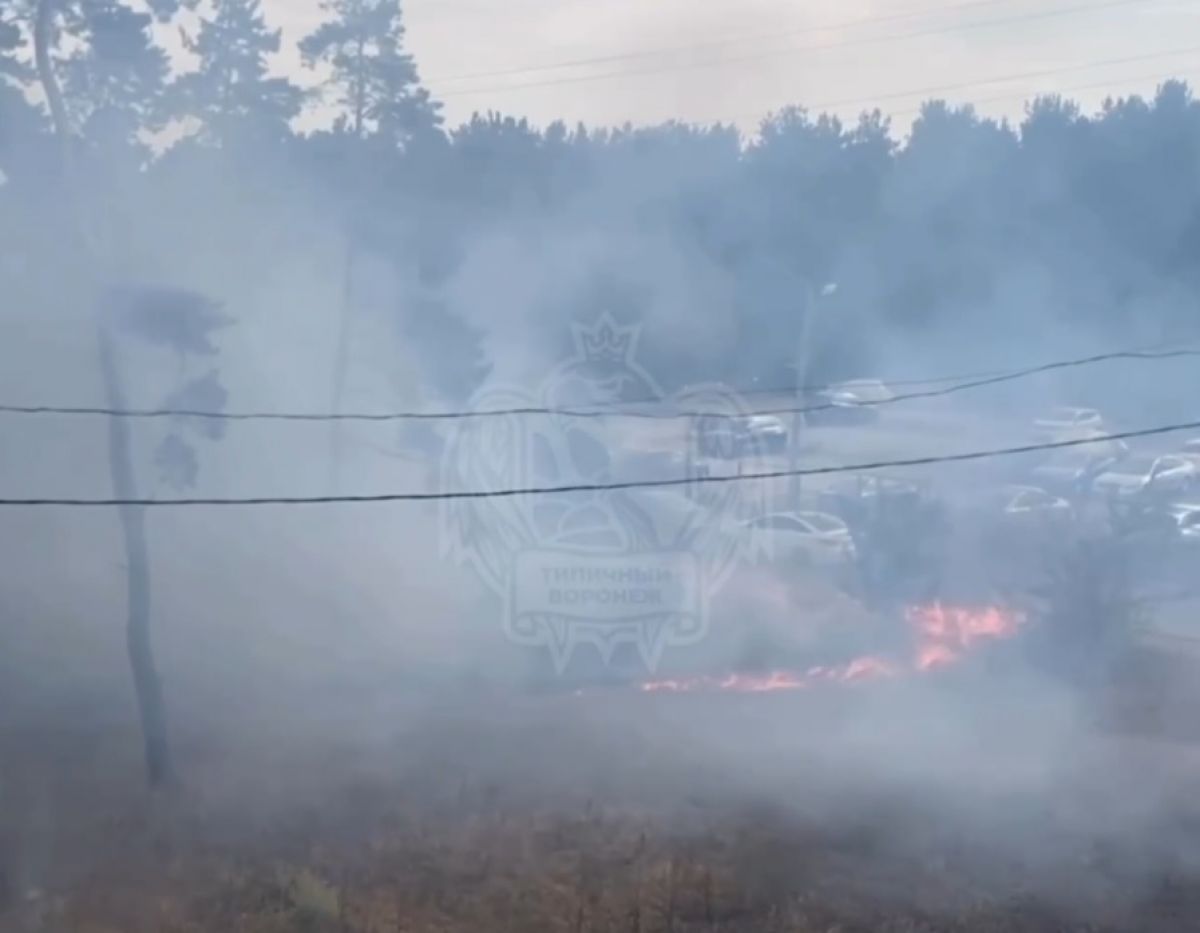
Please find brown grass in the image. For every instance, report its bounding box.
[5,670,1200,933]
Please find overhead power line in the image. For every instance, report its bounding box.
[746,341,1199,394]
[430,0,1032,84]
[734,336,1200,395]
[438,0,1159,99]
[3,418,1198,506]
[882,65,1200,121]
[0,345,1196,423]
[736,43,1200,123]
[696,348,1200,421]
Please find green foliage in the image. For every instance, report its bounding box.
[102,285,232,491]
[0,0,42,167]
[299,0,440,147]
[852,490,950,610]
[1027,533,1144,687]
[107,285,232,355]
[168,0,304,147]
[5,0,1200,408]
[56,0,171,153]
[0,1,31,85]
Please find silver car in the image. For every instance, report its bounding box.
[1093,454,1197,500]
[1033,406,1104,440]
[738,414,788,454]
[1179,438,1200,471]
[1030,449,1119,493]
[826,379,894,405]
[1166,503,1200,542]
[744,510,857,566]
[999,484,1073,518]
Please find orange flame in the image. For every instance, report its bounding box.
[638,602,1025,694]
[906,603,1023,671]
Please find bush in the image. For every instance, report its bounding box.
[1026,533,1143,688]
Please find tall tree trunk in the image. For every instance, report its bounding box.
[327,237,355,492]
[34,0,171,787]
[353,36,365,139]
[329,41,371,491]
[98,330,170,784]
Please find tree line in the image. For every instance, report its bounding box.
[2,1,1198,401]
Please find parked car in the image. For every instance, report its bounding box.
[1030,448,1120,494]
[1066,430,1129,460]
[1033,406,1104,440]
[851,474,926,506]
[996,484,1073,520]
[695,413,787,459]
[1165,503,1200,543]
[1178,438,1200,470]
[808,390,880,426]
[1093,454,1197,500]
[739,414,788,453]
[825,379,895,405]
[810,379,892,425]
[1107,499,1200,548]
[816,473,926,522]
[743,510,857,566]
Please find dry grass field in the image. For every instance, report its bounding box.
[6,653,1200,933]
[4,478,1200,933]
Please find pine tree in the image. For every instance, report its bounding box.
[0,1,31,87]
[299,0,440,149]
[31,0,204,789]
[299,0,440,490]
[53,0,171,154]
[1,1,40,161]
[169,0,302,147]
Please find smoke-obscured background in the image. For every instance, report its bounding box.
[4,1,1200,930]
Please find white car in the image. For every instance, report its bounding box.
[818,379,894,410]
[1030,449,1119,493]
[744,510,856,566]
[998,484,1073,518]
[1179,438,1200,470]
[1093,454,1197,500]
[1114,502,1200,548]
[1033,406,1104,439]
[1166,503,1200,542]
[738,414,788,453]
[829,379,894,405]
[810,390,880,426]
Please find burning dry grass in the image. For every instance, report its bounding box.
[6,667,1200,933]
[1,534,1195,932]
[640,603,1025,693]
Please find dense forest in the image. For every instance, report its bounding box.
[2,0,1199,407]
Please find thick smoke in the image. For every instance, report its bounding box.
[2,1,1200,928]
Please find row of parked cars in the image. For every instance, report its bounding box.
[695,380,896,459]
[1014,406,1200,543]
[1028,407,1200,497]
[738,474,931,570]
[743,472,1200,580]
[732,405,1200,571]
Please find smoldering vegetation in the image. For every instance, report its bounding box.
[5,0,1200,930]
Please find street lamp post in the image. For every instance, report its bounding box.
[790,280,838,503]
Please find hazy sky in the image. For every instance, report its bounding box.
[257,0,1200,135]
